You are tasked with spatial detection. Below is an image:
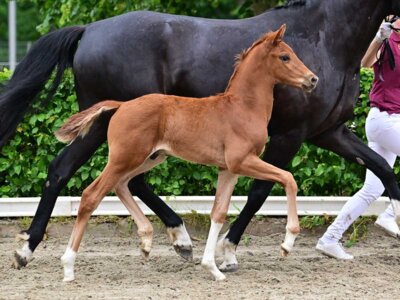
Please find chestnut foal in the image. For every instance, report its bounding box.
[55,25,318,282]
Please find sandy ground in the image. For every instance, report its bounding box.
[1,217,400,300]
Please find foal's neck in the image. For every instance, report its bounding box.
[224,53,275,121]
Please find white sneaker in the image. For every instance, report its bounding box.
[316,239,354,260]
[375,216,400,238]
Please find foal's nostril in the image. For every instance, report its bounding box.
[311,76,318,85]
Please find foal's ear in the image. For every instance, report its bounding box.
[272,24,286,46]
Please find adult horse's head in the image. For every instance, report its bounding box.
[264,25,318,92]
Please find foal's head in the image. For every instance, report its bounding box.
[233,24,318,92]
[264,25,318,92]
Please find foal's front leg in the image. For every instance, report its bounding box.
[232,155,300,256]
[201,170,238,281]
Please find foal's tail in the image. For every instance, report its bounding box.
[55,100,122,143]
[0,26,85,148]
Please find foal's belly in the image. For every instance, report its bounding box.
[154,142,227,169]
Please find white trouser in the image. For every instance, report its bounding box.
[322,107,400,243]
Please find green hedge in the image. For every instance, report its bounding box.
[0,68,398,197]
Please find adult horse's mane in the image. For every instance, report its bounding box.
[275,0,307,10]
[226,32,275,92]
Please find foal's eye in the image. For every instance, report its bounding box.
[279,55,290,62]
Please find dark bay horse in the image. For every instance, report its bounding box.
[1,0,400,270]
[56,26,317,281]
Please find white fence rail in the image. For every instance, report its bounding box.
[0,196,391,217]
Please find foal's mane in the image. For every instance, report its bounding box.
[225,32,274,92]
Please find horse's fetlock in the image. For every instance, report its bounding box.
[287,225,300,235]
[212,212,227,225]
[138,225,153,238]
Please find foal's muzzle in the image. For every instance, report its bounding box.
[302,75,319,92]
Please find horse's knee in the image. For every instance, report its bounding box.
[282,171,297,194]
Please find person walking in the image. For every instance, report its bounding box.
[316,16,400,260]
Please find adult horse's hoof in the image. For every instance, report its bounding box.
[218,262,239,273]
[13,232,33,269]
[12,251,28,269]
[167,224,193,261]
[173,244,193,261]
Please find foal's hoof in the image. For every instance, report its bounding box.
[174,244,193,261]
[218,262,239,273]
[12,251,28,269]
[140,248,151,260]
[280,246,290,257]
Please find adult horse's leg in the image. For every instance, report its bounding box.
[309,125,400,214]
[217,132,304,272]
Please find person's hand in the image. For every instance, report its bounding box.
[375,22,392,43]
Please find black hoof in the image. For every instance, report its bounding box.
[12,251,28,269]
[219,263,239,273]
[173,245,193,261]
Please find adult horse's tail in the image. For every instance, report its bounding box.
[55,100,122,143]
[0,26,85,148]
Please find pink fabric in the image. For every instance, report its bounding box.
[370,32,400,114]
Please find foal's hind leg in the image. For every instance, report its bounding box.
[201,170,238,281]
[115,154,168,260]
[13,119,108,269]
[61,165,122,282]
[115,182,154,259]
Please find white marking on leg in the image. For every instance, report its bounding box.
[15,242,33,262]
[215,231,228,257]
[167,223,192,248]
[281,226,299,255]
[61,247,77,282]
[15,231,30,241]
[201,221,226,281]
[392,200,400,225]
[218,239,238,271]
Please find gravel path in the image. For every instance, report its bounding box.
[1,217,400,299]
